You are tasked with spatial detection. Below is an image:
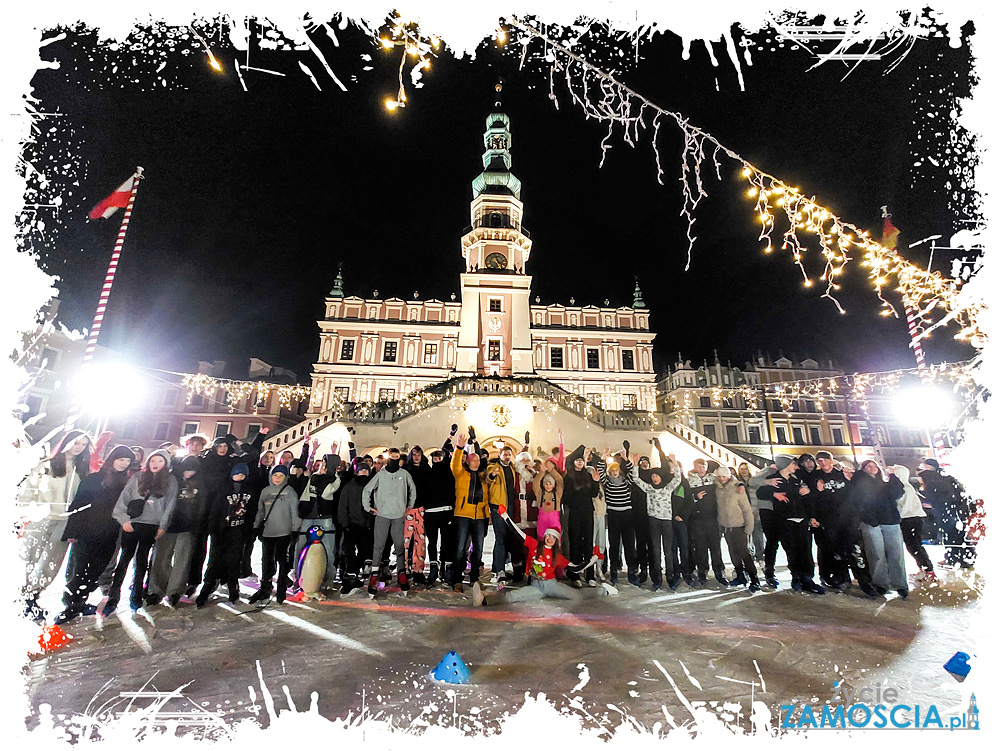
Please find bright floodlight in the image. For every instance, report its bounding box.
[74,361,146,417]
[893,386,954,428]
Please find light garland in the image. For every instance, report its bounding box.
[666,359,977,418]
[504,17,984,347]
[180,373,312,413]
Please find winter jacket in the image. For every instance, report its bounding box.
[671,480,692,521]
[19,458,89,521]
[62,470,128,542]
[524,535,569,581]
[891,466,925,519]
[337,474,373,528]
[167,475,206,534]
[631,464,682,520]
[852,471,904,527]
[255,481,302,538]
[749,465,775,512]
[425,452,457,514]
[485,459,518,510]
[113,472,179,530]
[405,456,434,509]
[918,468,970,520]
[451,447,490,521]
[687,470,719,521]
[811,468,852,530]
[715,478,754,532]
[206,477,254,535]
[362,466,416,520]
[755,470,812,521]
[299,473,340,519]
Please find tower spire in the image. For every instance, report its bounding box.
[329,264,344,298]
[472,82,521,200]
[632,278,647,309]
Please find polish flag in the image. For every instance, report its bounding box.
[88,175,135,220]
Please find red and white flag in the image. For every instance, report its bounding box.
[88,175,135,220]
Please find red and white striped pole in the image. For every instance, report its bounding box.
[81,166,143,366]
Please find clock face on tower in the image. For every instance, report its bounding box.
[484,252,508,270]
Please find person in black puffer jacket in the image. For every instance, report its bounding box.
[337,458,374,593]
[423,434,457,587]
[852,460,908,598]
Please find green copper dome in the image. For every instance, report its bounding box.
[472,108,521,200]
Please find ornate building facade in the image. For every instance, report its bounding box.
[307,99,657,418]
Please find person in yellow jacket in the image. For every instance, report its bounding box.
[449,432,490,592]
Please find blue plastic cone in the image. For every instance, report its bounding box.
[432,651,470,684]
[944,651,973,681]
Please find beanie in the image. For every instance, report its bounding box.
[716,466,732,479]
[775,455,795,471]
[178,454,200,473]
[231,462,249,478]
[270,464,289,478]
[105,444,136,465]
[815,450,833,461]
[923,458,940,471]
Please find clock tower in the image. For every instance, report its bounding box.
[456,84,535,376]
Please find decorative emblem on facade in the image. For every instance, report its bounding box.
[488,316,502,332]
[492,403,511,427]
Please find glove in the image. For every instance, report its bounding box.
[450,423,458,436]
[623,440,630,452]
[468,426,477,441]
[497,505,507,516]
[652,436,661,448]
[524,431,530,445]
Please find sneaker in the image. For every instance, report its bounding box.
[698,574,708,586]
[340,578,358,595]
[145,594,160,608]
[896,588,909,600]
[23,597,47,622]
[275,593,285,604]
[412,572,426,586]
[668,578,680,591]
[627,572,640,586]
[684,576,697,588]
[859,581,879,597]
[601,582,618,596]
[749,581,762,593]
[367,574,379,596]
[715,572,728,586]
[184,586,197,598]
[129,600,141,613]
[802,579,825,595]
[54,607,80,625]
[652,582,661,592]
[80,604,98,616]
[791,579,804,592]
[472,582,484,607]
[167,595,180,608]
[765,576,780,588]
[398,572,410,592]
[587,579,597,588]
[488,572,500,585]
[572,579,584,589]
[728,575,748,588]
[610,574,618,586]
[639,568,649,584]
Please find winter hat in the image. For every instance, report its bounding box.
[178,455,200,473]
[270,464,290,479]
[231,462,249,479]
[815,450,833,461]
[923,458,940,471]
[716,466,732,479]
[145,448,172,469]
[104,445,136,466]
[774,455,796,471]
[542,526,561,541]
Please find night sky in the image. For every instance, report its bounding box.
[24,14,979,383]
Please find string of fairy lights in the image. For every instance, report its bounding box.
[370,14,983,348]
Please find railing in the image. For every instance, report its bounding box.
[263,376,659,452]
[661,418,770,470]
[462,220,530,238]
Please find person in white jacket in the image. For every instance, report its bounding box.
[892,465,935,580]
[17,429,93,621]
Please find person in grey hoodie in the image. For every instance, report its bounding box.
[362,447,417,596]
[630,457,682,591]
[891,464,934,579]
[104,449,179,615]
[250,464,301,604]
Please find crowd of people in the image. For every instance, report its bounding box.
[15,422,977,623]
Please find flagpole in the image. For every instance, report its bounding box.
[62,166,143,433]
[82,165,143,366]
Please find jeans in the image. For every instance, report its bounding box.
[647,517,675,584]
[260,535,293,599]
[606,509,636,576]
[109,523,159,607]
[450,517,486,585]
[861,523,908,591]
[671,519,690,576]
[758,508,782,578]
[750,515,765,560]
[723,527,757,581]
[503,577,610,603]
[489,506,507,574]
[900,517,933,572]
[148,531,195,597]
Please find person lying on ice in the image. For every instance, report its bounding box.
[472,520,617,606]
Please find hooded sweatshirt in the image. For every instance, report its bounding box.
[62,445,134,541]
[168,455,206,534]
[338,462,373,528]
[892,465,925,519]
[112,450,179,530]
[630,464,682,520]
[405,451,433,509]
[851,469,904,527]
[362,461,417,519]
[255,472,302,538]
